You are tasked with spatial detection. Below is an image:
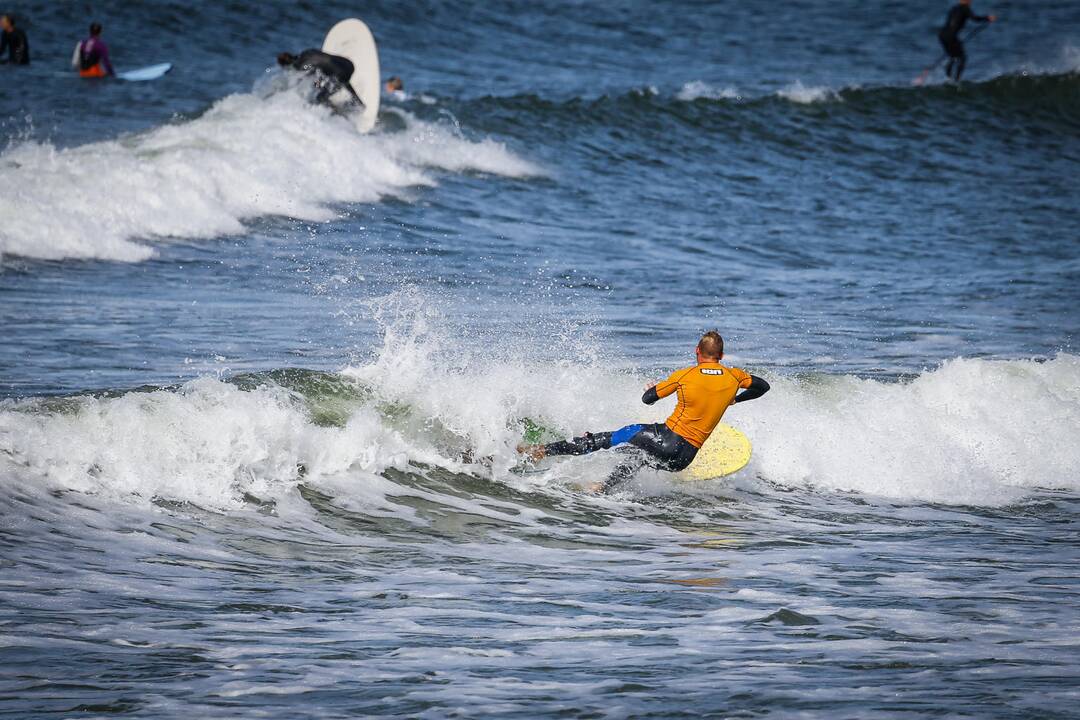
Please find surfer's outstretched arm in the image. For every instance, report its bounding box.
[733,375,770,404]
[641,368,690,405]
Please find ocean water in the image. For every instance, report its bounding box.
[2,1,1079,717]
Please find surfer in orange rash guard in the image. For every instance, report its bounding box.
[517,330,770,491]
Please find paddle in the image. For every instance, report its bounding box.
[912,21,994,86]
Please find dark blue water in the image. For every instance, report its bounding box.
[2,1,1079,717]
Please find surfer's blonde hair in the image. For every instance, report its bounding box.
[697,330,724,360]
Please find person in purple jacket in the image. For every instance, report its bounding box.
[72,22,113,78]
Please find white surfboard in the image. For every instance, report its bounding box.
[117,63,173,82]
[322,19,380,132]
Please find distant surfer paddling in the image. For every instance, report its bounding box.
[72,22,114,78]
[277,49,364,107]
[384,75,405,99]
[518,331,770,491]
[939,0,996,81]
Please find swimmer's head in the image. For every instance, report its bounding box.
[277,52,296,67]
[385,76,403,92]
[89,22,102,36]
[696,330,724,362]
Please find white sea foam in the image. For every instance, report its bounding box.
[777,80,838,104]
[741,354,1080,504]
[676,81,740,101]
[344,299,1080,506]
[0,377,417,508]
[0,89,541,263]
[1,292,1077,509]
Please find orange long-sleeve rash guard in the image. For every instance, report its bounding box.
[652,362,753,447]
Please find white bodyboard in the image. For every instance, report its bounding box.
[117,63,173,82]
[322,19,380,132]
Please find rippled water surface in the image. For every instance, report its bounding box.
[2,0,1079,717]
[5,474,1079,718]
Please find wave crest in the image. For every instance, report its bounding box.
[2,327,1076,509]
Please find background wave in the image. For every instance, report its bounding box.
[0,85,540,263]
[455,69,1080,126]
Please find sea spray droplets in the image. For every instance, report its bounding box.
[342,287,624,463]
[676,81,741,101]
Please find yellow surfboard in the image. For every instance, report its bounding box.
[676,423,752,481]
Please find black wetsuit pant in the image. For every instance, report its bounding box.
[0,28,30,65]
[544,423,698,491]
[939,33,966,80]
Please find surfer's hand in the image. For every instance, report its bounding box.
[644,381,657,391]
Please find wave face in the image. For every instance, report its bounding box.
[463,68,1080,126]
[0,87,539,262]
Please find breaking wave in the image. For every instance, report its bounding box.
[1,293,1076,509]
[0,87,542,263]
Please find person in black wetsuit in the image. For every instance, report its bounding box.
[277,50,364,107]
[939,0,996,81]
[0,14,30,65]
